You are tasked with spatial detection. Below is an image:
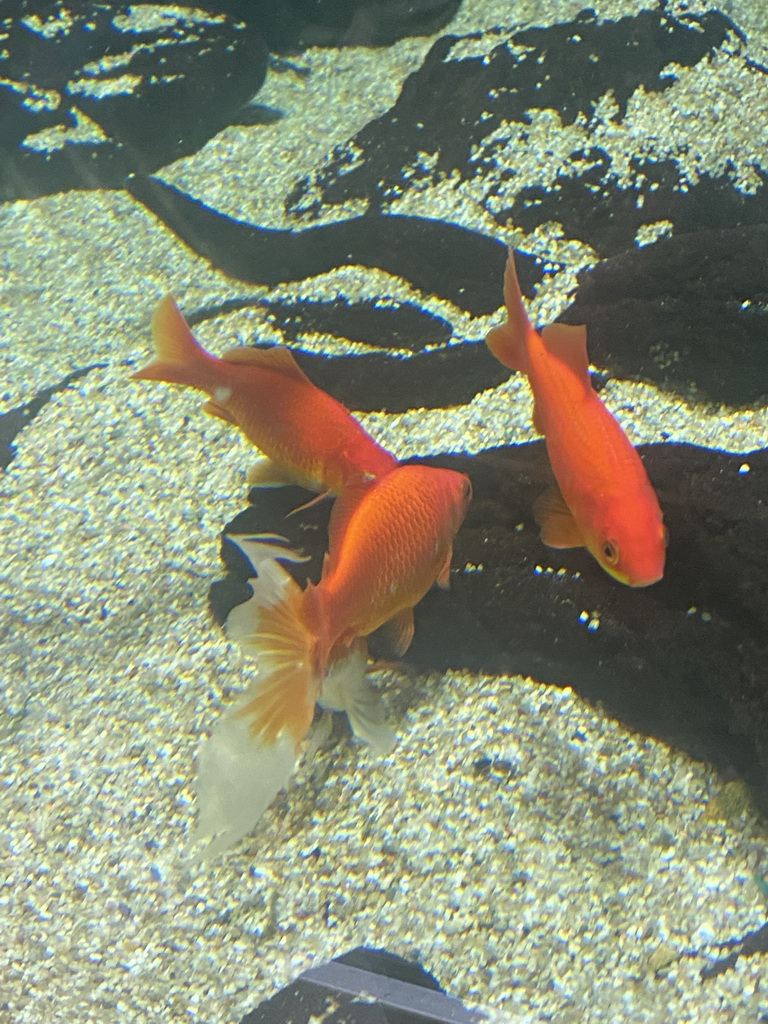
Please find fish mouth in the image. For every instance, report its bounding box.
[604,564,664,588]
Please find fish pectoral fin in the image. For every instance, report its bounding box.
[246,457,298,488]
[221,344,311,384]
[287,490,332,517]
[378,607,415,659]
[534,488,585,549]
[436,546,453,589]
[202,399,237,424]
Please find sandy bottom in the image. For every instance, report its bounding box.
[1,0,767,1021]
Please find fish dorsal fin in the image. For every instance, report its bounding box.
[221,344,311,383]
[540,323,591,387]
[378,607,415,659]
[533,487,585,549]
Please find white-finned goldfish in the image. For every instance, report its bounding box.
[486,249,666,586]
[193,463,472,856]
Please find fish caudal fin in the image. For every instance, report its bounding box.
[318,639,396,756]
[191,539,318,858]
[191,705,297,860]
[132,295,216,387]
[485,250,534,375]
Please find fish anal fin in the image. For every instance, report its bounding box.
[378,607,414,659]
[246,456,299,488]
[534,488,585,549]
[202,400,237,424]
[317,638,396,756]
[540,323,591,386]
[221,344,311,384]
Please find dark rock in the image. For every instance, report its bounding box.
[556,224,768,406]
[212,442,768,815]
[127,175,510,316]
[509,156,768,258]
[0,365,103,470]
[211,0,464,52]
[0,1,268,200]
[287,8,742,219]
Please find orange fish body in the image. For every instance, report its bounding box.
[305,463,474,667]
[194,464,472,855]
[132,295,397,494]
[486,250,666,587]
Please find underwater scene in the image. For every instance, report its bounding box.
[2,0,768,1020]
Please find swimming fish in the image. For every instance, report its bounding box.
[132,295,398,494]
[193,464,472,855]
[486,250,666,587]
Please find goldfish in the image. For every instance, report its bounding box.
[486,250,666,586]
[193,463,472,856]
[132,295,397,494]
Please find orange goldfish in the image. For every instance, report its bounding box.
[486,250,666,587]
[193,464,472,855]
[132,296,397,494]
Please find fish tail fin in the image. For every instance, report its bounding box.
[132,295,218,388]
[191,548,321,859]
[485,249,535,376]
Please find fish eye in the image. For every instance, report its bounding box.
[602,540,619,564]
[462,480,473,499]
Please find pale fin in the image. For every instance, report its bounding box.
[221,344,311,384]
[377,607,414,658]
[318,640,396,756]
[202,399,237,424]
[305,710,334,761]
[540,323,591,387]
[436,546,453,590]
[246,457,301,488]
[533,488,585,549]
[227,533,311,574]
[233,579,318,748]
[286,490,332,515]
[225,536,310,657]
[132,295,212,384]
[190,709,297,860]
